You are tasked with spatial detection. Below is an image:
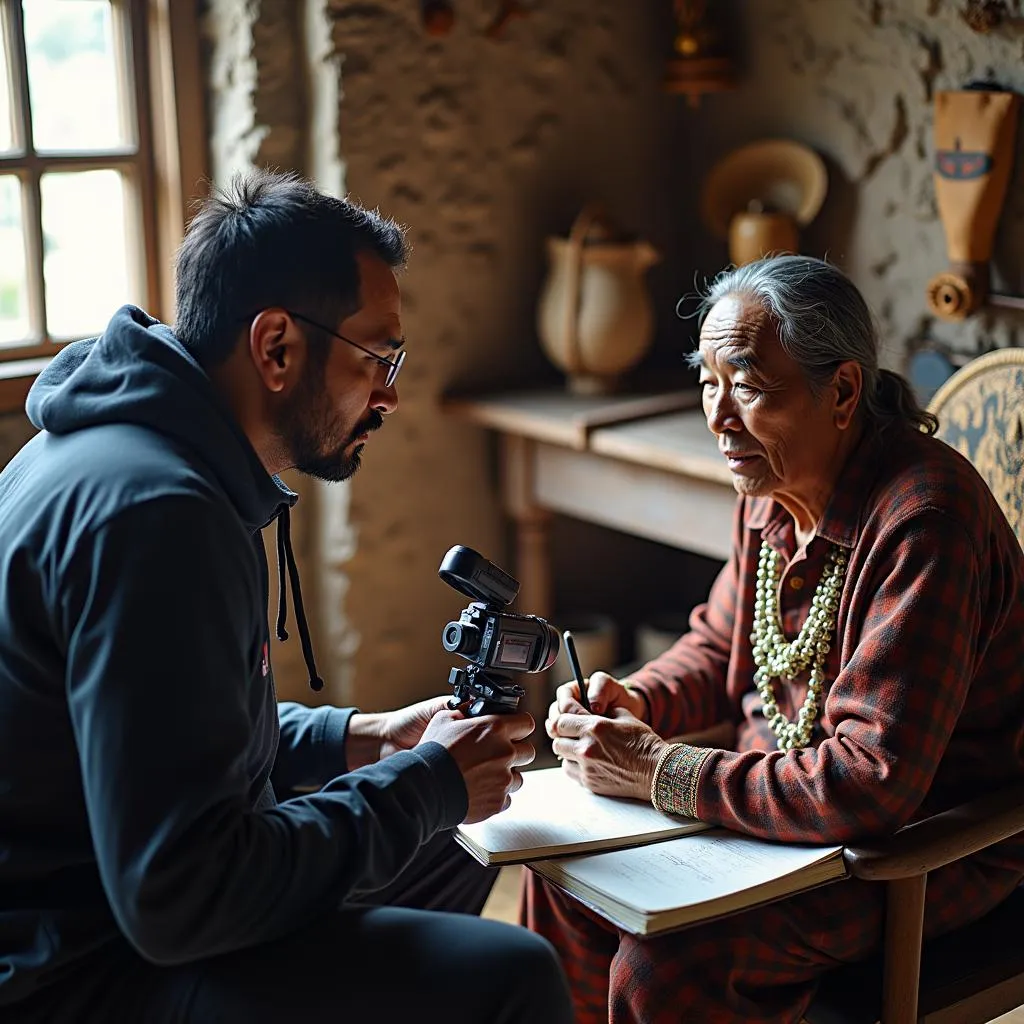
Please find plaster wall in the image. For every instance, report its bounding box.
[202,0,347,705]
[327,0,693,712]
[686,0,1024,362]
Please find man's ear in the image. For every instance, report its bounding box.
[832,360,863,430]
[247,309,303,393]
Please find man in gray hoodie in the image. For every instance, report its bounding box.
[0,169,572,1023]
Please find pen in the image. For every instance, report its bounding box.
[562,630,592,713]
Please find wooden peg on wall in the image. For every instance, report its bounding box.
[485,0,528,40]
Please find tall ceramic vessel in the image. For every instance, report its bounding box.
[537,206,660,395]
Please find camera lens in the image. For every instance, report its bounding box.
[442,621,480,655]
[537,621,561,671]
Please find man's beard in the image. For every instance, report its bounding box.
[276,370,383,483]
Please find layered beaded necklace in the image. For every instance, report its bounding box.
[752,540,848,751]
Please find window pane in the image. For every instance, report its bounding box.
[41,169,133,338]
[23,1,126,151]
[0,17,14,154]
[0,176,30,345]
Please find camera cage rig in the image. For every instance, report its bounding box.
[438,545,559,717]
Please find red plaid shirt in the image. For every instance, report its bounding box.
[629,425,1024,845]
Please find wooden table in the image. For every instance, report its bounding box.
[443,388,738,720]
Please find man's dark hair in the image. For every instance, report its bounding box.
[174,168,409,368]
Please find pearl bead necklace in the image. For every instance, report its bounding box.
[751,540,847,751]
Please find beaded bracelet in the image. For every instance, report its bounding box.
[651,744,713,818]
[650,743,681,807]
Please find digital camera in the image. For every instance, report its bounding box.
[439,545,560,716]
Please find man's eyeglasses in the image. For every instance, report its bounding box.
[287,310,405,388]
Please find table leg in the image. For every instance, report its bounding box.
[500,434,554,725]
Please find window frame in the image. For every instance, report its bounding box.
[0,0,205,411]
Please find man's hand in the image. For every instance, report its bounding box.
[547,670,648,734]
[345,697,453,770]
[378,696,453,758]
[420,710,536,823]
[550,707,667,802]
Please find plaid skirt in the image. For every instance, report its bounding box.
[522,857,1022,1024]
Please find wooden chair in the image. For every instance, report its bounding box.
[806,348,1024,1024]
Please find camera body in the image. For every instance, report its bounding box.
[439,545,559,716]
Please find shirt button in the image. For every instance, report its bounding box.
[789,576,805,590]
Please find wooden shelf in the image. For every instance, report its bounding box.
[441,387,704,451]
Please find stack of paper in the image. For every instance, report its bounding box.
[455,766,848,935]
[533,831,846,936]
[455,766,707,866]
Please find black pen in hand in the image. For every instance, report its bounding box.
[562,630,592,713]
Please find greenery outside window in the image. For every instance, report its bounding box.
[0,0,205,410]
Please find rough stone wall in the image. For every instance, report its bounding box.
[327,0,690,711]
[202,0,345,705]
[331,0,1024,712]
[198,0,1024,713]
[684,0,1024,363]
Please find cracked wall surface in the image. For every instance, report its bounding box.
[327,0,694,712]
[203,0,344,704]
[196,0,1024,712]
[683,0,1024,363]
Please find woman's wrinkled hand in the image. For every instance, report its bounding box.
[546,671,648,733]
[549,707,668,801]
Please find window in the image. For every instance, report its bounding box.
[0,0,163,359]
[0,0,204,411]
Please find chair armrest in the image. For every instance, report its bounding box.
[844,780,1024,881]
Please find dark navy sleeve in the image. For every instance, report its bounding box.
[272,703,358,796]
[60,495,467,965]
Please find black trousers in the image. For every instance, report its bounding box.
[14,832,573,1024]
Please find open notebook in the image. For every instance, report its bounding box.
[532,830,846,936]
[455,766,708,866]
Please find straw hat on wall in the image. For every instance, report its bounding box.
[702,140,827,264]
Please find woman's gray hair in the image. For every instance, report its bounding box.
[692,255,938,435]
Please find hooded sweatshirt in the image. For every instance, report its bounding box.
[0,306,467,1006]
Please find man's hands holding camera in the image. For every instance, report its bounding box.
[345,698,452,770]
[345,699,535,824]
[420,708,535,823]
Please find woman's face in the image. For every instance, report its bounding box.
[697,294,858,506]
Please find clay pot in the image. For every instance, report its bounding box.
[537,206,660,395]
[702,139,827,262]
[728,209,799,266]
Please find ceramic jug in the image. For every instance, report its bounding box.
[537,206,660,395]
[728,209,798,266]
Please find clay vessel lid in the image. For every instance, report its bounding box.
[701,139,828,239]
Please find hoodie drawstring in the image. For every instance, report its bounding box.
[275,513,289,643]
[275,507,324,692]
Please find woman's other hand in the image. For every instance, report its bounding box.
[545,671,648,738]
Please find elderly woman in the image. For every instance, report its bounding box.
[524,255,1024,1023]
